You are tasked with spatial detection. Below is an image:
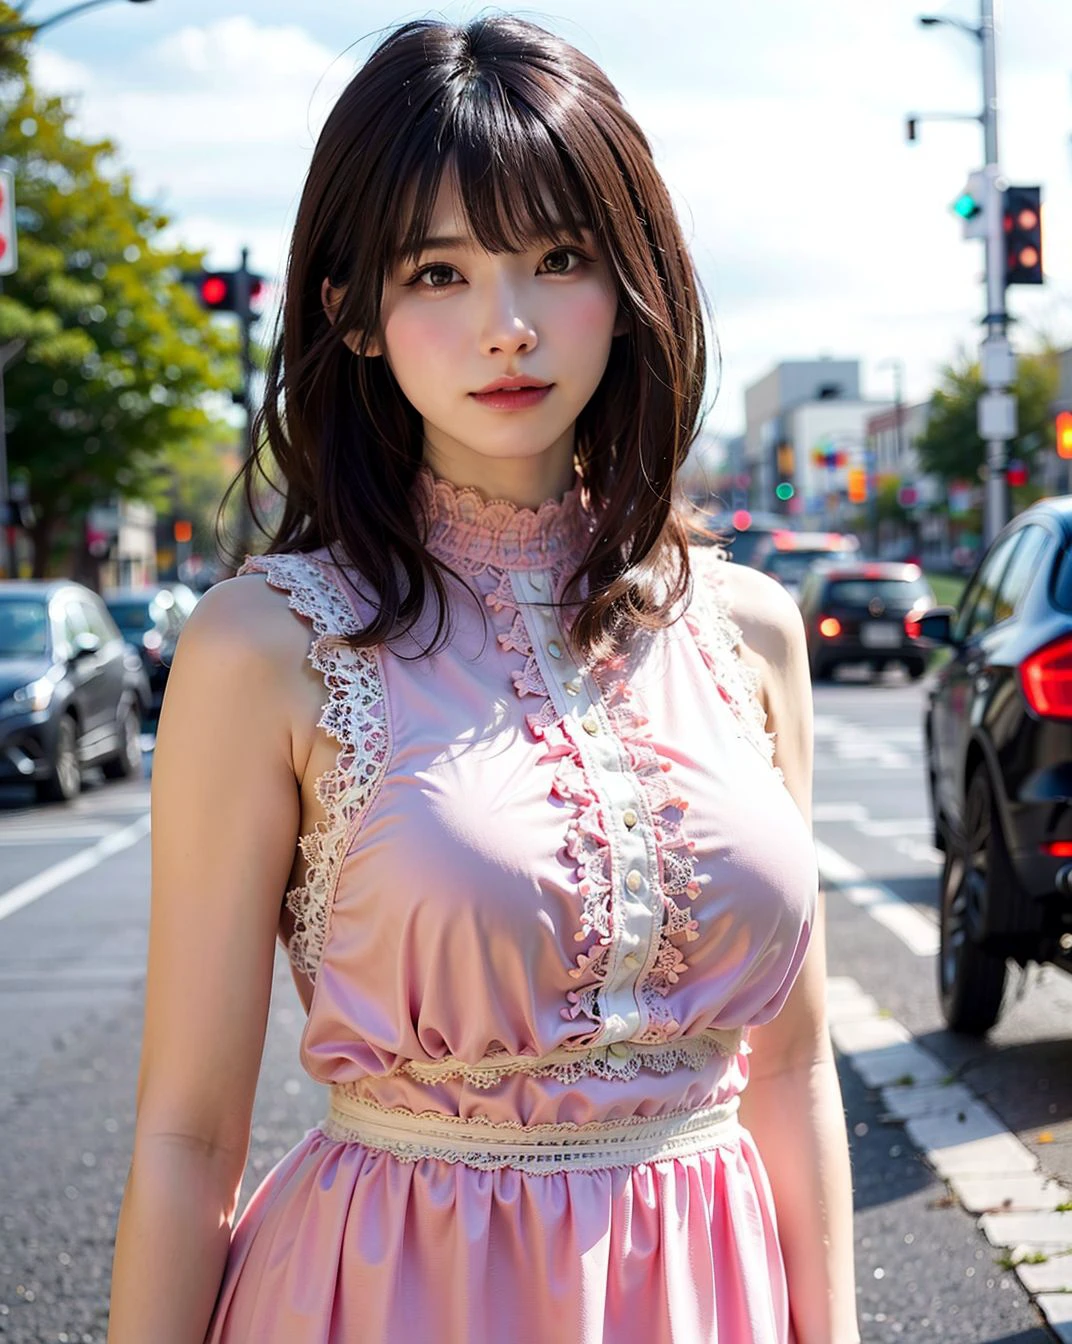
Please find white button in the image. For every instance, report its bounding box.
[608,1042,631,1059]
[623,953,641,970]
[564,679,581,696]
[625,870,643,893]
[623,808,638,828]
[548,640,563,659]
[581,715,599,736]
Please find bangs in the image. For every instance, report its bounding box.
[391,80,595,263]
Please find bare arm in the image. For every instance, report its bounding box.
[730,566,860,1344]
[108,575,312,1344]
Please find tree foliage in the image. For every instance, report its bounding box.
[916,345,1060,485]
[0,14,237,574]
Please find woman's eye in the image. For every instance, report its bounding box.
[416,264,460,288]
[540,248,582,276]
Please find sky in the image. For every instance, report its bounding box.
[28,0,1072,442]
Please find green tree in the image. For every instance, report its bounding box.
[916,344,1060,490]
[0,23,237,575]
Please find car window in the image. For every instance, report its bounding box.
[823,578,933,607]
[106,598,153,634]
[954,532,1021,641]
[993,525,1050,623]
[0,597,49,656]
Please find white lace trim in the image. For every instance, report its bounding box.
[320,1089,741,1172]
[687,550,783,782]
[391,1028,743,1087]
[239,553,390,980]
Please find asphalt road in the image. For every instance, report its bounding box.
[0,678,1067,1342]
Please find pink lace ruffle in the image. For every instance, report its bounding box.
[484,564,704,1045]
[238,553,390,981]
[415,465,593,573]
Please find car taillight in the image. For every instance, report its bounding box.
[1042,841,1072,857]
[1019,635,1072,719]
[819,616,841,638]
[904,615,922,640]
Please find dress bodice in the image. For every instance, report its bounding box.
[239,469,818,1130]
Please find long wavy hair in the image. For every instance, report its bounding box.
[227,16,712,661]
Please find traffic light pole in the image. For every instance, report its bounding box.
[236,246,255,561]
[979,0,1012,548]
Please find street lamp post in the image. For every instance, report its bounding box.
[0,0,153,576]
[914,0,1011,548]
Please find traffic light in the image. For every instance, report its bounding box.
[191,269,266,317]
[1057,411,1072,461]
[1003,185,1043,286]
[952,169,988,241]
[774,442,795,510]
[847,467,867,505]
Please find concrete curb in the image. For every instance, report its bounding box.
[828,974,1072,1342]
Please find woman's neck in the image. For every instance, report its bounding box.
[421,431,578,509]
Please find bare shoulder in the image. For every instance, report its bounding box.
[696,552,806,673]
[177,572,314,669]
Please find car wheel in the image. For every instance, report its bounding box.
[102,702,144,781]
[938,766,1011,1035]
[36,714,82,804]
[811,659,833,683]
[907,660,927,681]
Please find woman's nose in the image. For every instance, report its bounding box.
[479,282,538,358]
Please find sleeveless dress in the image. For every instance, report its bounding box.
[204,469,818,1344]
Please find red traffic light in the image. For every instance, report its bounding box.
[200,275,229,307]
[1003,185,1043,286]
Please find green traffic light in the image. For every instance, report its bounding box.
[775,483,795,501]
[953,192,981,220]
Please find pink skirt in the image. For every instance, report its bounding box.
[205,1112,794,1344]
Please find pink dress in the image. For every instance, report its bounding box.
[205,470,818,1343]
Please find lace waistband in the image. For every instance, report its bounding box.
[321,1090,741,1173]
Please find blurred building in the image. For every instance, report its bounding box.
[743,358,889,523]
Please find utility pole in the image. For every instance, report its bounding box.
[977,0,1014,547]
[236,246,256,561]
[913,0,1018,547]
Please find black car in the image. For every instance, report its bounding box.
[691,510,791,568]
[921,498,1072,1033]
[798,561,935,681]
[103,585,192,715]
[0,581,146,802]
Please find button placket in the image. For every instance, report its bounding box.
[510,569,662,1046]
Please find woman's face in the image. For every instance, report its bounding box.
[372,176,621,487]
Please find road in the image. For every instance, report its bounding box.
[0,680,1069,1343]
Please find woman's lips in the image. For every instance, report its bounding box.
[469,385,553,411]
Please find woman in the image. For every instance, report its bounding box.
[108,16,858,1343]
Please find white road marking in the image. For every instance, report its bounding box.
[815,838,940,956]
[0,812,150,923]
[827,976,1072,1329]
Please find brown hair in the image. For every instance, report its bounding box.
[230,15,711,660]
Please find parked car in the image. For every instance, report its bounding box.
[920,498,1072,1034]
[0,581,147,802]
[798,561,935,682]
[103,585,193,715]
[759,530,859,601]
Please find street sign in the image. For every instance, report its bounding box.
[0,169,17,277]
[978,390,1017,442]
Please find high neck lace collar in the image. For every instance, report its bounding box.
[413,466,594,571]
